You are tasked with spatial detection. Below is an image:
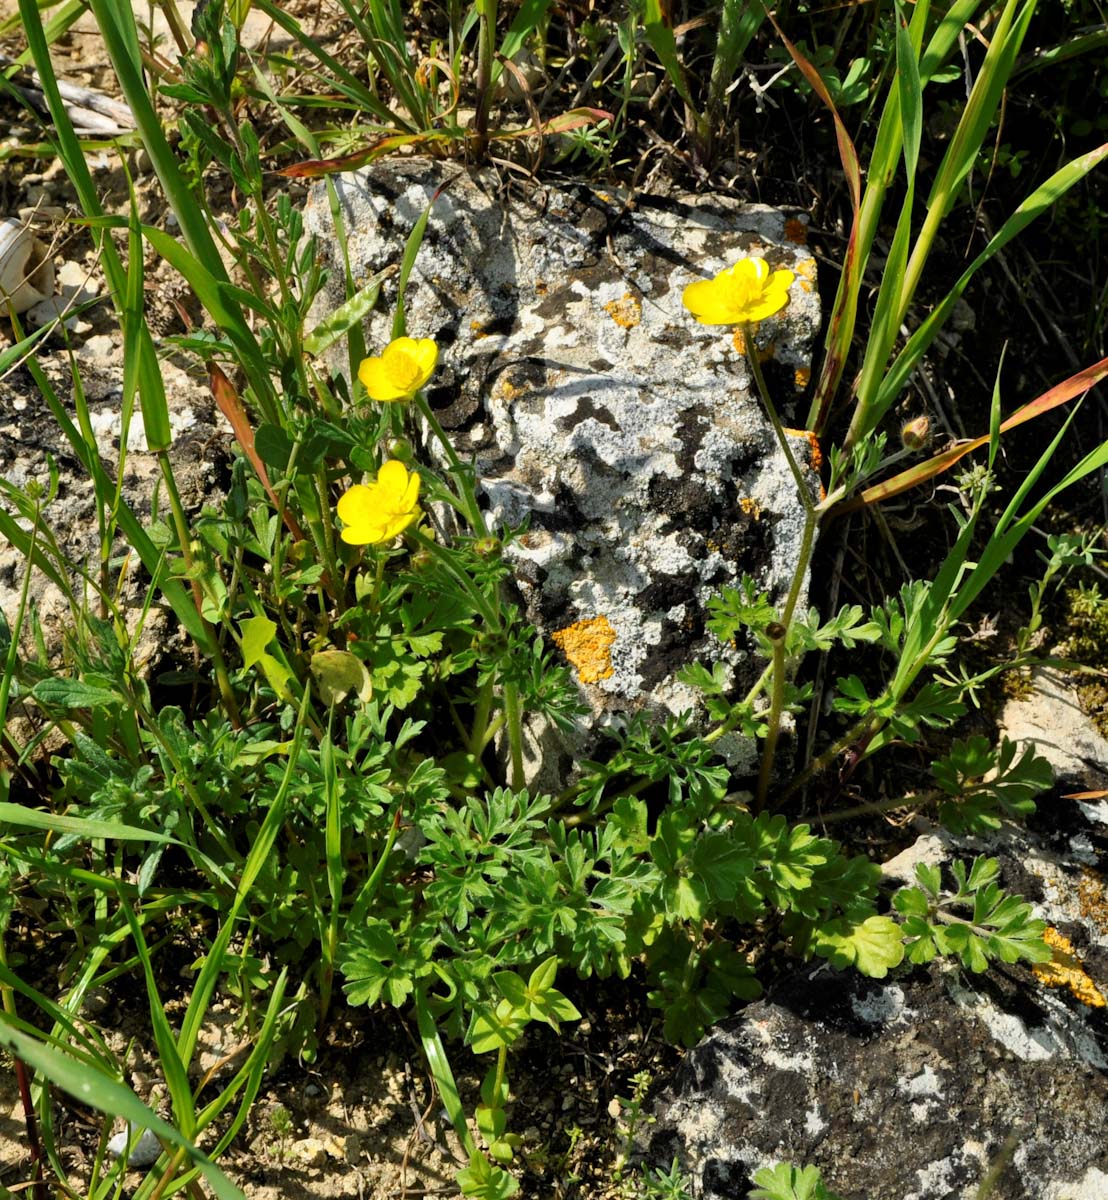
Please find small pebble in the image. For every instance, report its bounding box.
[107,1126,162,1168]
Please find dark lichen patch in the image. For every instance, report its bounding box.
[638,617,704,692]
[634,572,700,615]
[529,478,592,535]
[709,508,769,568]
[648,475,718,534]
[673,409,709,475]
[425,382,480,431]
[531,286,580,325]
[1028,798,1108,860]
[555,396,620,434]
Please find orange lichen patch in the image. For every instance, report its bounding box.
[739,496,762,519]
[794,366,811,391]
[552,616,616,684]
[603,292,642,329]
[535,281,548,296]
[784,428,824,473]
[470,319,496,339]
[732,329,776,361]
[492,374,526,403]
[795,257,818,293]
[1032,927,1107,1007]
[1078,869,1108,936]
[784,218,809,245]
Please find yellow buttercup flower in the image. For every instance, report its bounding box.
[358,337,438,402]
[682,257,795,326]
[337,460,421,545]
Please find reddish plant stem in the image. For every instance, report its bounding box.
[13,1056,47,1200]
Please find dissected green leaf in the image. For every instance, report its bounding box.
[812,914,905,977]
[749,1162,844,1200]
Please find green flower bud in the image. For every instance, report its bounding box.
[900,416,930,451]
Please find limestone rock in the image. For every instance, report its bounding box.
[645,799,1108,1200]
[1000,666,1108,791]
[304,165,820,778]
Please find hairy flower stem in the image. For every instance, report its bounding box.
[740,324,822,806]
[740,323,815,517]
[817,787,943,824]
[415,394,488,537]
[774,713,881,808]
[503,680,525,791]
[755,624,787,812]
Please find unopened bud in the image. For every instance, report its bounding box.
[473,535,501,559]
[900,416,930,451]
[387,437,414,463]
[765,621,787,642]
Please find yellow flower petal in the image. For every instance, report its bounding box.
[358,336,439,402]
[336,461,421,546]
[682,278,736,325]
[376,458,411,497]
[336,484,372,527]
[358,356,408,402]
[681,257,795,326]
[408,337,439,378]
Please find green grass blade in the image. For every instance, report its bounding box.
[121,904,196,1138]
[895,0,924,179]
[873,142,1108,418]
[304,268,389,357]
[0,958,107,1061]
[415,985,476,1157]
[250,0,408,125]
[177,689,312,1065]
[642,0,694,107]
[0,1018,246,1200]
[392,190,439,340]
[0,802,178,844]
[949,415,1104,623]
[0,319,54,372]
[808,0,980,433]
[923,0,1036,217]
[129,222,279,423]
[855,353,1108,508]
[199,968,289,1147]
[707,0,768,127]
[0,503,69,593]
[493,0,552,85]
[122,200,171,453]
[919,0,986,81]
[18,354,215,656]
[84,0,228,281]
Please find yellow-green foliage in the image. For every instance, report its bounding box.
[1060,583,1108,736]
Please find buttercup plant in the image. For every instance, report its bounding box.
[2,0,1106,1196]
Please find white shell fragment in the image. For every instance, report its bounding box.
[0,218,55,313]
[107,1125,163,1168]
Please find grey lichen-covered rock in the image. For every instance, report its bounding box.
[645,798,1108,1200]
[304,164,821,772]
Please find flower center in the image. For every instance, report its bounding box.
[386,347,422,388]
[724,274,761,309]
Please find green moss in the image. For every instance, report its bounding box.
[1058,583,1108,738]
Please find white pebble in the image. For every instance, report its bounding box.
[107,1126,163,1167]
